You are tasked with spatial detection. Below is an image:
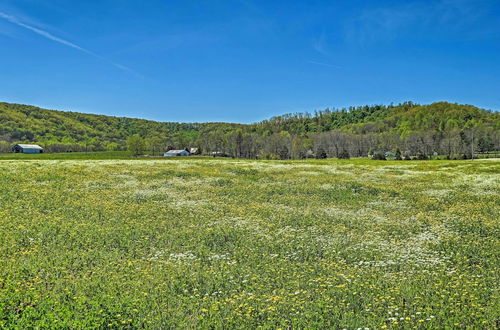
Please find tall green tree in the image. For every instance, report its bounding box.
[127,134,145,156]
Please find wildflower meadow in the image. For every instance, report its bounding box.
[0,158,498,328]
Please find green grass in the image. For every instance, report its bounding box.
[0,151,225,161]
[0,151,136,160]
[0,158,498,328]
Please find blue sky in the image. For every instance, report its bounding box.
[0,0,499,123]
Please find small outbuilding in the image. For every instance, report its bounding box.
[385,151,396,158]
[164,149,190,157]
[12,144,44,154]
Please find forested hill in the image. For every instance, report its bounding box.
[0,102,244,152]
[0,101,499,158]
[255,102,499,135]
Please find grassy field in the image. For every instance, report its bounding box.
[0,151,136,160]
[0,158,498,328]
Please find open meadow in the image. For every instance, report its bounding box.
[0,158,498,328]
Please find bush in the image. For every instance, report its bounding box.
[0,140,12,153]
[106,142,120,151]
[259,153,280,160]
[367,148,375,158]
[417,153,429,160]
[395,148,402,160]
[338,149,350,159]
[372,152,386,160]
[315,148,327,159]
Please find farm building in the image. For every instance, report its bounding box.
[385,151,396,158]
[12,144,44,154]
[164,149,190,157]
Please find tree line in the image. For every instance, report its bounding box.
[1,101,499,159]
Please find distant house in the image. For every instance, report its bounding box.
[12,144,44,154]
[164,149,190,157]
[385,151,396,158]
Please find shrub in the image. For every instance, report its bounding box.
[315,148,327,159]
[0,140,11,153]
[395,148,403,160]
[259,153,280,160]
[372,152,386,160]
[417,153,429,160]
[338,149,350,159]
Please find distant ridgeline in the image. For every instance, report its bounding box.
[0,101,498,159]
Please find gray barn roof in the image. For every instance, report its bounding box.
[15,144,43,150]
[166,150,189,153]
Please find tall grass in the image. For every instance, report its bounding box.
[0,158,498,328]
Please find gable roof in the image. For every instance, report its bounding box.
[165,149,189,154]
[15,144,43,150]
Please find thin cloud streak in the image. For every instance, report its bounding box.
[307,60,341,69]
[0,11,138,76]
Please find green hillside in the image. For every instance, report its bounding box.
[0,102,248,153]
[255,102,499,135]
[0,102,198,151]
[0,101,498,158]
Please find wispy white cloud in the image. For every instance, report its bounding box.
[306,60,341,69]
[0,11,138,76]
[344,0,497,46]
[0,11,91,52]
[312,31,330,55]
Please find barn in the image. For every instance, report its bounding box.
[164,149,190,157]
[12,144,44,154]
